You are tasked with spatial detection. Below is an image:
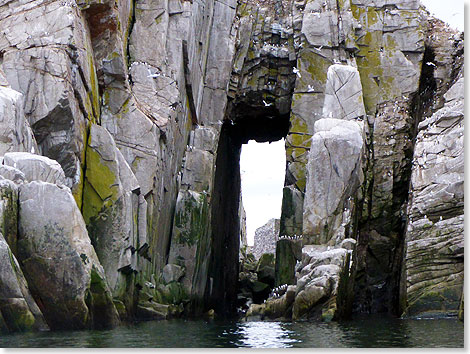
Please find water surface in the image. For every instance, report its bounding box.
[0,316,463,348]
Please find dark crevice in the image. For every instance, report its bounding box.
[206,96,290,317]
[126,0,137,71]
[392,44,439,316]
[410,46,437,133]
[207,122,242,317]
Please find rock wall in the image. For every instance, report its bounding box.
[0,0,464,331]
[402,75,464,318]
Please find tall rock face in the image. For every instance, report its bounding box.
[0,0,464,330]
[0,0,99,200]
[402,75,464,318]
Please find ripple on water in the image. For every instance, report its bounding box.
[0,317,464,348]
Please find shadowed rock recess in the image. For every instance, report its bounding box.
[0,0,463,332]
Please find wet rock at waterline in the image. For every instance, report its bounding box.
[0,233,48,333]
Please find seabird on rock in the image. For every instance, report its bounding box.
[263,100,273,107]
[292,67,301,78]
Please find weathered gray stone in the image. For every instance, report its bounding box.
[0,178,19,255]
[323,64,366,121]
[82,124,143,309]
[0,166,25,184]
[292,245,350,320]
[191,126,219,155]
[18,181,119,330]
[403,76,464,318]
[280,185,304,237]
[275,238,302,287]
[168,190,211,302]
[162,264,185,284]
[3,152,66,186]
[0,0,462,326]
[303,119,364,244]
[0,86,37,156]
[0,233,48,332]
[0,0,100,194]
[180,148,215,193]
[340,238,356,251]
[239,195,248,255]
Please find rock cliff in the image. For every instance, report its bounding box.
[0,0,463,332]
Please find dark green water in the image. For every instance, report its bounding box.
[0,316,464,348]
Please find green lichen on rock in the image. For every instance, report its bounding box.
[275,239,301,286]
[405,285,463,318]
[82,137,119,225]
[84,267,119,329]
[0,181,19,255]
[155,282,188,305]
[0,301,35,333]
[172,192,210,248]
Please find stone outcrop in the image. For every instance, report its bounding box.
[252,218,280,259]
[0,0,464,331]
[0,0,99,198]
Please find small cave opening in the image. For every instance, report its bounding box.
[206,103,290,317]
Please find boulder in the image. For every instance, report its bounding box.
[3,152,66,186]
[0,233,48,333]
[292,246,350,320]
[17,181,119,329]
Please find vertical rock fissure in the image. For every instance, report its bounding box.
[208,122,242,316]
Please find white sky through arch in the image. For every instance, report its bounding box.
[240,140,286,246]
